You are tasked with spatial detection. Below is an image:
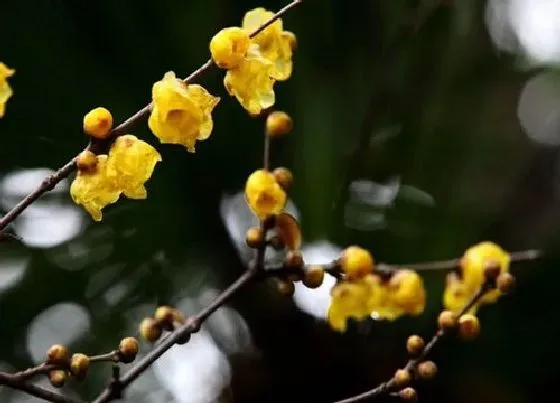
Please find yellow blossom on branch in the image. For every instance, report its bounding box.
[0,62,15,118]
[245,169,286,219]
[328,274,383,332]
[70,155,121,222]
[148,71,220,152]
[209,27,251,69]
[443,241,511,313]
[242,7,294,80]
[223,44,275,115]
[106,135,162,200]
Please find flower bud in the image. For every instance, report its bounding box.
[266,111,293,137]
[46,344,69,366]
[76,150,98,173]
[302,265,325,289]
[118,337,139,363]
[139,317,162,342]
[83,107,113,139]
[70,353,90,380]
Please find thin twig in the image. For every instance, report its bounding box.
[0,372,82,403]
[332,285,490,403]
[0,0,302,235]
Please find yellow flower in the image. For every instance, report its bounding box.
[210,27,251,69]
[0,62,15,118]
[245,169,286,219]
[387,269,426,316]
[242,8,294,80]
[106,135,161,200]
[327,275,381,332]
[443,272,478,314]
[70,155,121,221]
[339,246,375,280]
[224,44,275,115]
[148,71,220,152]
[460,241,510,304]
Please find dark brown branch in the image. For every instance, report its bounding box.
[0,372,82,403]
[0,0,302,235]
[332,285,490,403]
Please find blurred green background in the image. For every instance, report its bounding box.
[1,0,559,402]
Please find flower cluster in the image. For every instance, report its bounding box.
[71,107,161,220]
[0,62,15,118]
[67,7,295,220]
[443,241,511,313]
[210,8,295,115]
[328,246,426,332]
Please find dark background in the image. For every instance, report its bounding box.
[1,0,559,402]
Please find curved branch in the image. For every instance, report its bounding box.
[0,0,302,234]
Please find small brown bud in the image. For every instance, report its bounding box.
[272,167,293,190]
[176,332,191,345]
[394,369,411,387]
[276,279,295,296]
[139,317,162,342]
[46,344,69,366]
[406,335,425,356]
[266,111,293,137]
[70,353,90,379]
[118,337,139,363]
[437,310,456,331]
[48,370,67,388]
[76,150,98,173]
[483,259,501,282]
[246,227,264,248]
[154,305,175,325]
[458,314,480,341]
[398,387,418,401]
[302,265,325,289]
[285,250,304,269]
[417,361,437,380]
[497,272,515,294]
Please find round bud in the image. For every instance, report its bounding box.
[76,150,98,173]
[83,107,113,139]
[70,353,90,379]
[417,361,437,380]
[154,306,175,325]
[48,370,67,388]
[118,337,139,363]
[276,279,295,296]
[483,259,501,282]
[497,272,515,294]
[394,369,411,387]
[46,344,69,366]
[437,310,457,331]
[340,246,374,279]
[266,111,293,137]
[246,227,264,248]
[302,265,325,289]
[398,387,418,401]
[458,314,480,341]
[406,335,425,356]
[139,317,162,343]
[272,167,293,190]
[285,250,304,270]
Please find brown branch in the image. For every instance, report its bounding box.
[332,284,490,403]
[0,372,82,403]
[0,0,302,235]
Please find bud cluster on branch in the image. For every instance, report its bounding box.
[0,1,542,402]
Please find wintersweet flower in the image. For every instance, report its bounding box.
[0,62,15,118]
[242,7,294,80]
[106,135,162,200]
[148,71,220,152]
